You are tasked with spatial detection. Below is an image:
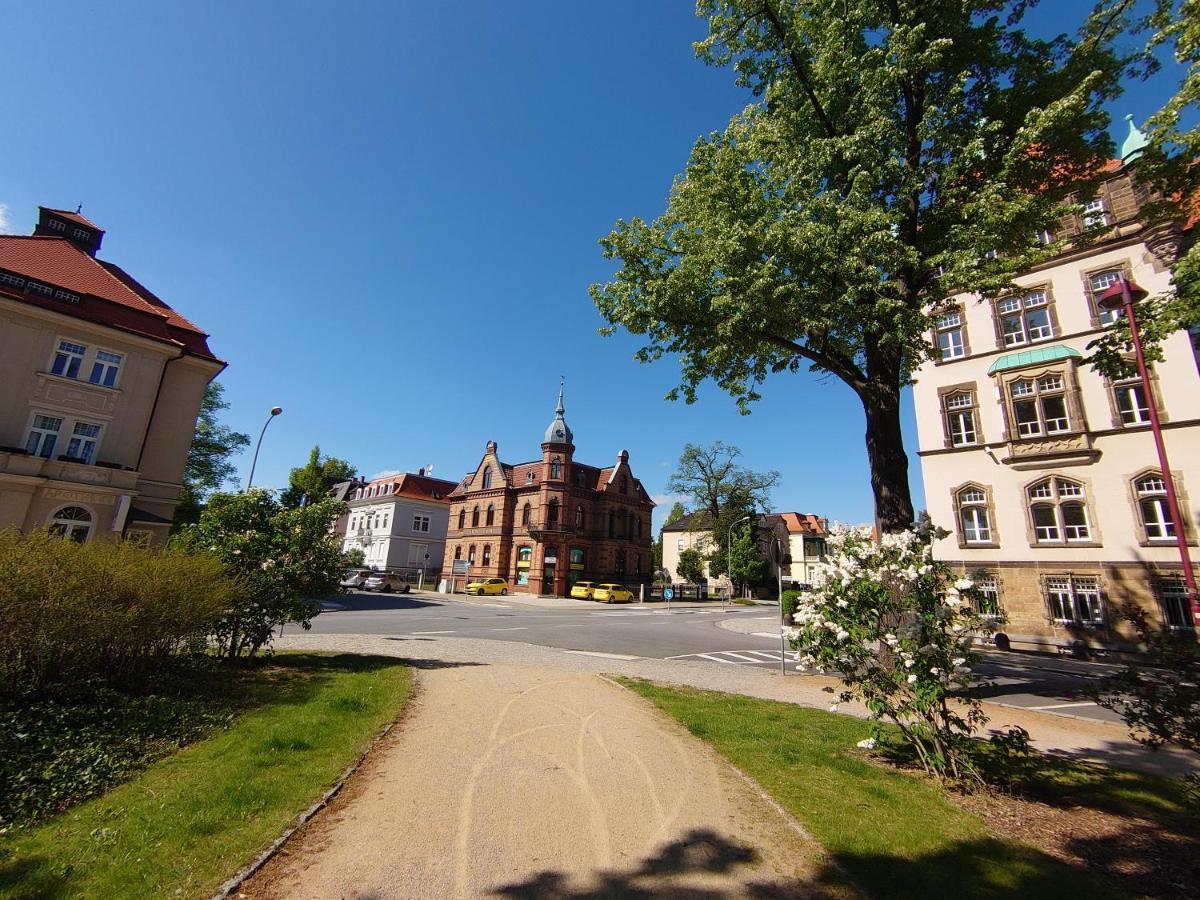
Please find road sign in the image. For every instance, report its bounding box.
[452,560,470,575]
[663,588,674,601]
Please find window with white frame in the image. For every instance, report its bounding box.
[1135,474,1176,541]
[997,290,1053,347]
[73,227,91,241]
[1113,378,1150,425]
[936,311,966,360]
[51,340,86,379]
[66,421,103,464]
[1034,228,1054,246]
[49,505,93,543]
[957,487,993,544]
[973,573,1002,618]
[1044,575,1104,625]
[89,350,122,387]
[1029,478,1091,543]
[1155,578,1192,629]
[413,514,431,533]
[1010,374,1070,438]
[1082,198,1109,229]
[943,391,978,447]
[1088,269,1124,326]
[25,414,63,458]
[47,219,66,232]
[676,538,685,550]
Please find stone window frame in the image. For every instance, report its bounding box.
[1022,473,1103,549]
[990,283,1060,350]
[481,468,492,490]
[485,503,495,527]
[994,361,1087,444]
[471,505,480,528]
[931,304,971,362]
[550,457,562,479]
[1154,577,1194,630]
[951,482,999,549]
[967,568,1004,620]
[1041,573,1107,626]
[482,544,492,567]
[575,504,585,528]
[467,544,477,564]
[1081,259,1132,330]
[457,508,465,530]
[1126,466,1196,547]
[1101,360,1168,429]
[936,382,982,449]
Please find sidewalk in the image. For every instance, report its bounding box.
[244,664,839,899]
[273,632,1199,777]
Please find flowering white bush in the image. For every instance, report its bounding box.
[784,524,996,779]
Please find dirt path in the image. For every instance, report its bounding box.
[244,663,843,899]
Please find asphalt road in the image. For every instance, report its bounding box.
[303,590,1126,723]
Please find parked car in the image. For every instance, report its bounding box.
[340,568,373,590]
[466,577,508,596]
[363,571,411,593]
[593,583,633,603]
[570,580,597,600]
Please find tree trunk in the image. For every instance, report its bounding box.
[860,381,915,534]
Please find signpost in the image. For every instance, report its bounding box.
[450,559,470,595]
[663,586,673,610]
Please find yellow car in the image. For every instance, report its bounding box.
[570,580,597,600]
[466,577,508,596]
[593,583,634,603]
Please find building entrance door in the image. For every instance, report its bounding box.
[542,563,556,595]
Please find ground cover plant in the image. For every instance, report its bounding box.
[621,679,1197,900]
[0,653,412,899]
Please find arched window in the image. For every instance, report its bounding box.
[482,468,492,489]
[518,546,533,563]
[550,458,561,479]
[471,505,480,527]
[956,487,992,544]
[521,502,531,526]
[458,508,466,529]
[1135,474,1176,541]
[50,506,92,542]
[575,505,584,528]
[454,545,462,560]
[1028,478,1091,543]
[468,544,477,564]
[608,510,615,538]
[482,544,492,566]
[547,498,559,527]
[486,503,495,526]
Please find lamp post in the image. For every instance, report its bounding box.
[1096,277,1198,628]
[245,406,283,491]
[727,514,752,605]
[776,535,788,675]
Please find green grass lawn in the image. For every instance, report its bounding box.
[0,653,412,900]
[619,678,1156,900]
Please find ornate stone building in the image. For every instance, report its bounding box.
[440,388,655,596]
[913,119,1198,654]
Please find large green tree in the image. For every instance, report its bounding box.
[666,441,778,576]
[593,0,1133,532]
[280,446,357,508]
[174,382,250,528]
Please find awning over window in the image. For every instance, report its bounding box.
[987,344,1081,375]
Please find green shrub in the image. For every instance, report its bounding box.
[781,589,802,620]
[0,529,235,692]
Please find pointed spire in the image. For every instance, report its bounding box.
[1120,113,1148,163]
[556,376,565,416]
[543,378,573,445]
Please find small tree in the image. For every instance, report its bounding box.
[784,525,995,779]
[280,446,357,508]
[676,547,707,586]
[176,490,354,658]
[727,523,771,596]
[174,383,250,528]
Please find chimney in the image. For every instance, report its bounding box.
[418,468,425,477]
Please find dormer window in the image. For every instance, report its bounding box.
[48,219,65,233]
[73,228,91,241]
[482,468,492,489]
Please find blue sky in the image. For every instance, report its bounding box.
[1,1,1186,528]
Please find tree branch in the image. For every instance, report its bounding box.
[757,1,838,138]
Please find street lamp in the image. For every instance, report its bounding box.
[727,514,752,603]
[1096,277,1198,628]
[245,406,283,491]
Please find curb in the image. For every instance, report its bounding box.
[210,676,420,899]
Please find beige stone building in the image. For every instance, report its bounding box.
[0,207,223,544]
[913,134,1198,654]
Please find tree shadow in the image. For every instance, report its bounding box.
[490,828,843,899]
[318,593,444,612]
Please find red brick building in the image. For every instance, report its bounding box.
[440,388,655,596]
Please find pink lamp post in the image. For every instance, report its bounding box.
[1096,276,1199,629]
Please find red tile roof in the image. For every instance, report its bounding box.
[355,472,459,503]
[0,234,220,362]
[778,512,828,536]
[41,207,103,231]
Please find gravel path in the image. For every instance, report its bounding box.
[272,632,1198,777]
[244,663,841,899]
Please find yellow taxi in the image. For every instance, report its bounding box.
[466,577,509,596]
[570,580,597,600]
[593,583,634,603]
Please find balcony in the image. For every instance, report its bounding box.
[0,448,139,490]
[1000,432,1099,470]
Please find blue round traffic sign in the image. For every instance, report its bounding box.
[663,588,674,600]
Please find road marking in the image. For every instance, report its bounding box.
[563,650,641,660]
[410,630,455,635]
[721,651,772,663]
[1025,700,1098,711]
[751,632,781,639]
[490,626,527,631]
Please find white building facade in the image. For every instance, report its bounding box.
[913,146,1198,654]
[341,471,458,575]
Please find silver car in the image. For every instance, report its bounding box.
[340,568,372,590]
